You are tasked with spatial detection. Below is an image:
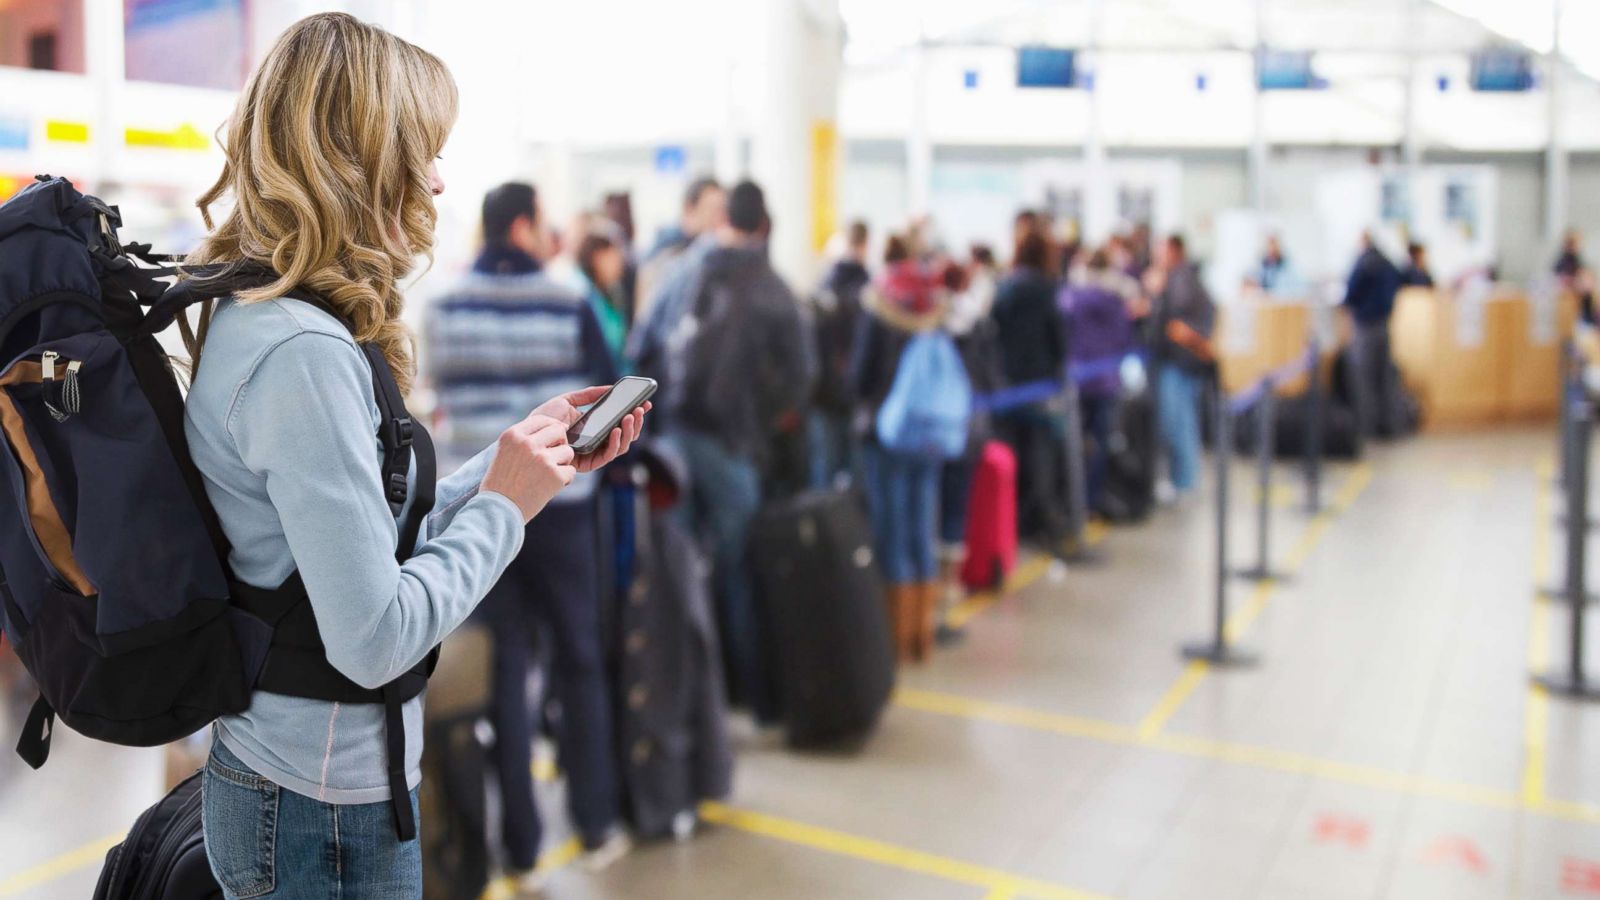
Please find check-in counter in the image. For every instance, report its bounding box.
[1218,287,1572,429]
[1390,287,1574,428]
[1218,298,1318,396]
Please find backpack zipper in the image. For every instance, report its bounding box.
[40,351,82,422]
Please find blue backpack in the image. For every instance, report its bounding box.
[875,330,973,459]
[0,175,435,840]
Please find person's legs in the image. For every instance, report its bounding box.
[679,430,772,722]
[333,788,425,899]
[905,455,942,660]
[1371,322,1397,437]
[480,561,542,871]
[522,500,620,851]
[1350,324,1380,437]
[1158,366,1202,492]
[1082,393,1116,513]
[203,740,422,900]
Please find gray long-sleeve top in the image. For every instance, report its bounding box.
[184,297,526,803]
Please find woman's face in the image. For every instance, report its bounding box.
[595,245,625,289]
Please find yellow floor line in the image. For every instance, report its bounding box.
[0,832,123,897]
[893,686,1600,826]
[1133,462,1374,739]
[699,801,1110,900]
[946,555,1053,630]
[478,838,583,900]
[1135,661,1209,739]
[1521,460,1554,807]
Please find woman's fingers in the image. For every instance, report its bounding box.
[531,420,570,449]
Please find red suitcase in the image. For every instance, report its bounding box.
[961,441,1018,590]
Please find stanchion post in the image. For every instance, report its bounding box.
[1535,397,1600,700]
[1183,379,1257,666]
[1060,377,1103,564]
[1304,338,1324,516]
[1541,346,1596,603]
[1237,378,1285,582]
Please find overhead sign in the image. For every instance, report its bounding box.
[653,145,686,175]
[1017,47,1076,89]
[125,123,209,150]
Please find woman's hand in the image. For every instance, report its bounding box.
[574,402,649,473]
[529,385,651,473]
[480,414,577,522]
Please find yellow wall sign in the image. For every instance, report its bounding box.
[125,123,209,151]
[810,121,839,254]
[45,121,90,144]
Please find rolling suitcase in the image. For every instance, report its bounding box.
[1100,392,1156,523]
[750,489,894,747]
[419,626,493,900]
[961,441,1018,590]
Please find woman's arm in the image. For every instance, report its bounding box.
[231,332,526,689]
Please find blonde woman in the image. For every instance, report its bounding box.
[181,14,645,897]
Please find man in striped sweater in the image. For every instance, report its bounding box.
[423,181,629,886]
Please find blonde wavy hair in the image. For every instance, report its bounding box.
[184,12,458,394]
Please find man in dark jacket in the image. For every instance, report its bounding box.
[1343,232,1403,437]
[673,180,813,725]
[1149,234,1216,499]
[809,219,872,488]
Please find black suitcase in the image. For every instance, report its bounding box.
[1234,393,1364,461]
[749,489,894,747]
[1100,392,1157,523]
[94,771,221,900]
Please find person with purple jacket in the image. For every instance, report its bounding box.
[1058,248,1136,514]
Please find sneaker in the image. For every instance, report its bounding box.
[510,868,548,897]
[1155,479,1178,505]
[581,830,633,873]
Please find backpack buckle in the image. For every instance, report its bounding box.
[382,416,414,450]
[387,472,409,508]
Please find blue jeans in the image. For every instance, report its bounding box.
[1080,392,1118,512]
[203,740,421,900]
[1157,365,1203,491]
[864,443,941,584]
[939,456,975,547]
[807,410,856,490]
[677,430,775,722]
[477,499,618,868]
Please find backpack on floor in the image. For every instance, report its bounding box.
[876,330,973,460]
[0,175,436,842]
[92,772,219,900]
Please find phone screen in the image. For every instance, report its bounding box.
[567,377,656,452]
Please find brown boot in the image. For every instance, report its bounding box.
[910,581,937,663]
[884,584,913,664]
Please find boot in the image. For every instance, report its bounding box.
[884,584,913,664]
[910,581,937,663]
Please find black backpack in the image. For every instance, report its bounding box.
[0,175,436,842]
[93,772,219,900]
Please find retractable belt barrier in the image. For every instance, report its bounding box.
[973,353,1132,562]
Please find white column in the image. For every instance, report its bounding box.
[1248,0,1269,215]
[747,0,844,285]
[1545,0,1568,244]
[906,42,933,217]
[83,0,124,187]
[1083,0,1108,243]
[1401,0,1422,174]
[714,55,743,185]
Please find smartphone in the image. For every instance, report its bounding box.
[566,376,656,455]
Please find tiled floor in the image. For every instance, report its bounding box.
[4,429,1599,899]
